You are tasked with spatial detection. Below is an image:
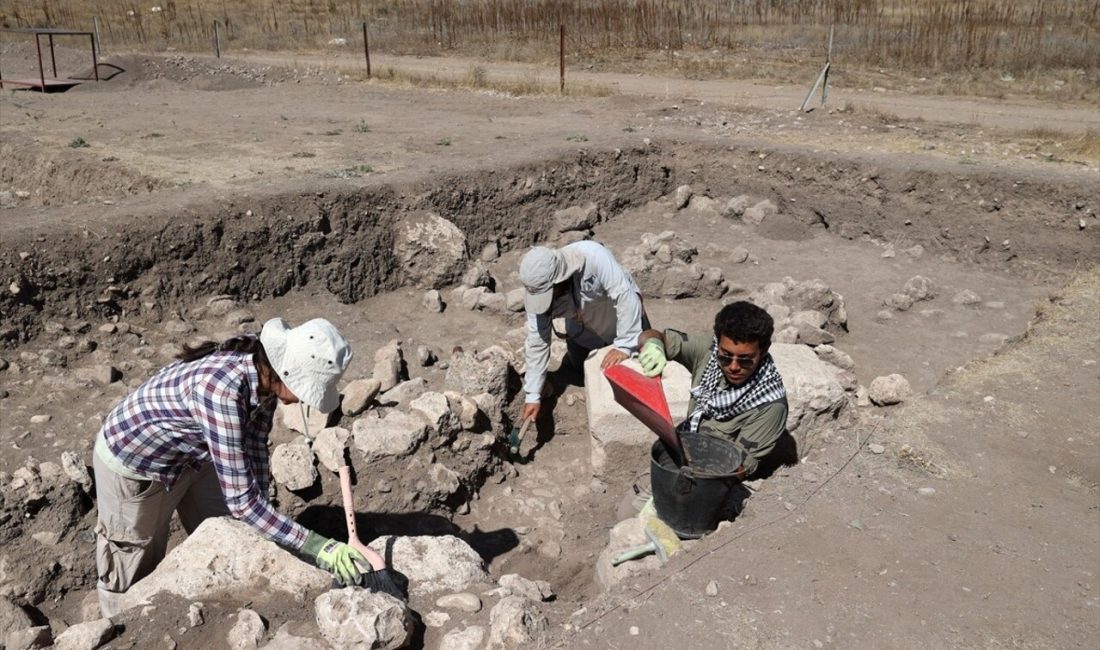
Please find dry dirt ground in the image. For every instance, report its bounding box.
[0,48,1098,649]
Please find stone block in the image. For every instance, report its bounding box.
[584,348,692,482]
[120,518,330,612]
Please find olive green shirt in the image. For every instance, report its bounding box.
[664,329,788,475]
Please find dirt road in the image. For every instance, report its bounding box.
[233,50,1100,134]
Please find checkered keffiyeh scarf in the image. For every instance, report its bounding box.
[685,337,787,435]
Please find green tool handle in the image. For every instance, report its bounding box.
[611,541,657,566]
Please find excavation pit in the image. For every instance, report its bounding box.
[1,138,1095,647]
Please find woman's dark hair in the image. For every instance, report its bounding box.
[177,335,272,371]
[713,301,774,351]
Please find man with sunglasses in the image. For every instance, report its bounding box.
[636,301,788,480]
[519,242,648,424]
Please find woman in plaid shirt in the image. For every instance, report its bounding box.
[93,317,383,616]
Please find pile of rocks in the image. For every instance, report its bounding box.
[100,518,550,649]
[620,231,729,300]
[748,276,849,347]
[266,341,519,514]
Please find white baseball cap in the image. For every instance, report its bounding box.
[519,246,576,314]
[260,317,352,413]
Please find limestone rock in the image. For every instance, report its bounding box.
[770,343,846,437]
[742,199,778,225]
[227,608,266,650]
[0,597,33,641]
[439,625,486,650]
[341,378,382,417]
[461,261,495,290]
[5,625,52,650]
[119,518,330,612]
[352,411,428,462]
[885,292,914,311]
[659,262,726,300]
[378,377,428,408]
[313,427,351,472]
[394,211,467,289]
[277,402,332,437]
[260,623,327,650]
[868,374,912,406]
[366,536,488,597]
[794,322,835,346]
[314,589,412,650]
[487,596,548,649]
[435,593,482,613]
[813,345,855,371]
[595,518,660,591]
[409,392,458,437]
[443,392,484,431]
[554,202,599,232]
[443,349,514,398]
[494,574,554,602]
[686,195,720,218]
[422,289,444,313]
[505,288,526,312]
[952,289,982,305]
[372,341,405,392]
[271,438,317,491]
[60,451,93,492]
[721,195,751,218]
[188,602,204,628]
[673,185,693,209]
[903,275,936,302]
[73,365,120,385]
[480,241,500,261]
[416,345,436,367]
[427,463,461,498]
[461,286,490,310]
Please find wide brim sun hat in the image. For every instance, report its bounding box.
[260,317,352,413]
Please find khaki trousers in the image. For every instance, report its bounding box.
[93,452,229,617]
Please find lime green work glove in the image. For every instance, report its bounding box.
[302,532,366,586]
[638,339,667,377]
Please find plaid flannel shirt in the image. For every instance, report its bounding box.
[99,350,308,550]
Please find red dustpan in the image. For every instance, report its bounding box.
[603,364,681,457]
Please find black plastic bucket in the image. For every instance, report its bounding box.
[650,440,736,539]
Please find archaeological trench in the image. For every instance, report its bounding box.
[0,139,1095,648]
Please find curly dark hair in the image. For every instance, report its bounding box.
[713,301,774,350]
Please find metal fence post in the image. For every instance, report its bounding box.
[93,16,102,60]
[213,20,221,58]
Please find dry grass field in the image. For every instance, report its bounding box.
[3,1,1098,102]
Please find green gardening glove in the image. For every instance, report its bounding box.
[302,532,366,586]
[638,339,667,377]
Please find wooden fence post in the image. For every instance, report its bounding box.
[363,22,371,78]
[559,23,565,94]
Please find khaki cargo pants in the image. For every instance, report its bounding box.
[93,452,230,617]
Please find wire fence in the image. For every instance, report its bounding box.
[1,1,1097,74]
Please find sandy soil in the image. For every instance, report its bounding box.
[0,48,1097,649]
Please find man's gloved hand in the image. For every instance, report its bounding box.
[638,339,667,377]
[302,532,366,586]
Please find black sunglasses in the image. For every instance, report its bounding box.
[715,351,757,369]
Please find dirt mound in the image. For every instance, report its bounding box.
[74,53,286,91]
[0,132,164,208]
